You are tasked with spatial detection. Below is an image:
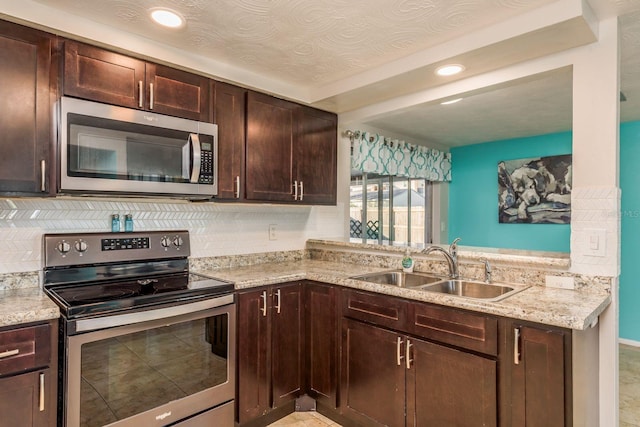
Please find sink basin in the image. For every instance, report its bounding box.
[419,279,528,301]
[350,270,444,288]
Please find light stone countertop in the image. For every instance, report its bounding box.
[0,288,60,328]
[196,259,611,331]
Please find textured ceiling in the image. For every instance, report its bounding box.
[31,0,556,86]
[16,0,640,147]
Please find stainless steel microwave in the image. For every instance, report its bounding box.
[58,97,218,199]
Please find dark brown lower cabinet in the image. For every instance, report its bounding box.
[341,319,405,427]
[341,318,497,427]
[305,282,338,408]
[237,283,303,425]
[0,319,57,427]
[505,321,572,427]
[409,338,496,426]
[0,370,53,427]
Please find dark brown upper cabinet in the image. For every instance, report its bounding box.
[213,81,247,200]
[244,91,337,205]
[63,41,210,121]
[0,20,55,195]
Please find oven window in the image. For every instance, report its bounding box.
[78,315,228,427]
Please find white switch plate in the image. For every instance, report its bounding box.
[584,228,606,257]
[545,275,575,290]
[269,224,277,240]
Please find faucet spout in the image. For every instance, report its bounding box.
[422,245,459,279]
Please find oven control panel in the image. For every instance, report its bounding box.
[102,237,150,251]
[44,231,191,267]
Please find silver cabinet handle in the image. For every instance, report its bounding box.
[514,327,521,365]
[235,176,241,199]
[293,180,298,200]
[40,160,46,192]
[396,336,404,366]
[149,83,154,109]
[0,348,19,359]
[138,81,143,108]
[275,289,281,314]
[39,373,45,411]
[299,181,304,201]
[260,291,267,317]
[406,339,413,369]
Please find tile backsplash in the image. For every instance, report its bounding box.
[0,198,345,273]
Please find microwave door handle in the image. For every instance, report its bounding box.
[189,133,202,183]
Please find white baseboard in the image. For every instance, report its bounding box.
[619,338,640,347]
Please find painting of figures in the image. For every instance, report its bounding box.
[498,154,572,224]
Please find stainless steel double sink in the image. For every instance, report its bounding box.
[349,270,529,302]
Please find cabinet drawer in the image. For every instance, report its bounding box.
[409,303,498,356]
[0,324,51,376]
[342,289,409,331]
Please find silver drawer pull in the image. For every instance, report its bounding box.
[0,349,19,359]
[39,373,45,411]
[396,336,404,366]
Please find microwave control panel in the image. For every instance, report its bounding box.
[199,141,214,185]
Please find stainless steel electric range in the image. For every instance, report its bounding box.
[43,230,235,427]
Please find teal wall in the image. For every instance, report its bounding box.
[620,121,640,342]
[448,131,572,252]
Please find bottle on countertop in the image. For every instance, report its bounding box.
[124,214,134,232]
[111,214,121,233]
[401,248,414,273]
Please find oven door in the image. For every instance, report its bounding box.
[63,298,235,427]
[59,96,217,198]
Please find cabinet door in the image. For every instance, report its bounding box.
[510,323,571,427]
[246,92,296,202]
[237,288,270,424]
[271,283,304,408]
[213,81,246,200]
[0,370,53,427]
[64,40,145,109]
[407,338,497,427]
[340,319,405,427]
[305,282,337,408]
[295,106,337,205]
[145,63,210,121]
[0,21,52,194]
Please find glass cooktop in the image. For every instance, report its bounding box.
[46,272,234,319]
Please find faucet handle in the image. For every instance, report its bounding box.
[480,258,491,283]
[449,237,461,257]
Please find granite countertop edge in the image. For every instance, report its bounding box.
[200,259,610,331]
[0,288,60,329]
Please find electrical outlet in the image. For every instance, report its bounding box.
[545,275,575,290]
[269,224,277,240]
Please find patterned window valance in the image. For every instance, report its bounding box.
[350,131,451,182]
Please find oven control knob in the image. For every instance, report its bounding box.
[161,236,171,248]
[173,236,184,248]
[56,241,71,255]
[74,240,88,253]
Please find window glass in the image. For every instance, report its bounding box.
[350,171,432,246]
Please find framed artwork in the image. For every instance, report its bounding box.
[498,154,572,224]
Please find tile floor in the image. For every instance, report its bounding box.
[621,343,640,427]
[270,344,640,427]
[267,411,340,427]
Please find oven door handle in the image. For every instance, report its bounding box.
[189,133,202,184]
[71,294,234,333]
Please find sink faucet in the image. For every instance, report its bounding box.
[422,238,461,279]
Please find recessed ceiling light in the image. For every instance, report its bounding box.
[150,8,185,28]
[440,98,463,105]
[435,64,465,76]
